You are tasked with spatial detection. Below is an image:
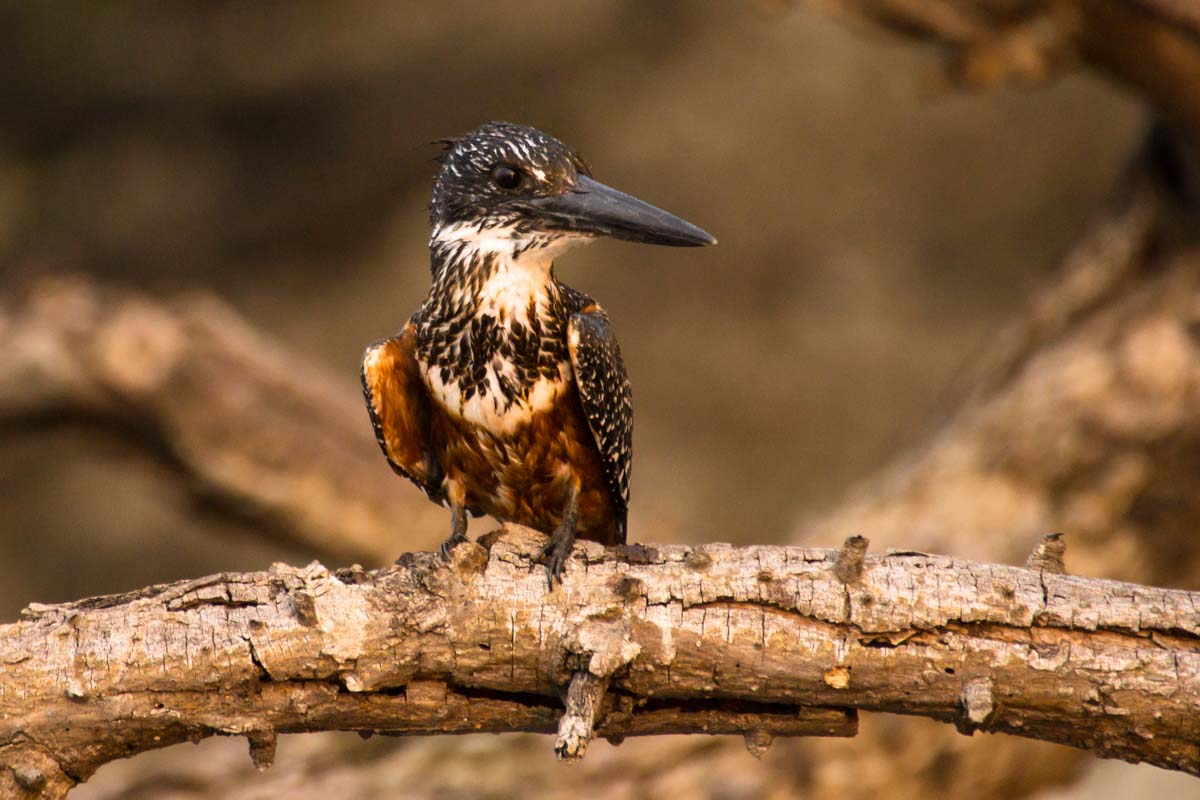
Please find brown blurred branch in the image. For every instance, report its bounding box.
[803,0,1200,139]
[0,276,443,565]
[773,123,1200,797]
[2,527,1198,798]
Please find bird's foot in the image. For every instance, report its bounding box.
[438,532,468,562]
[538,522,576,590]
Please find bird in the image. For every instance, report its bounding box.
[361,121,715,586]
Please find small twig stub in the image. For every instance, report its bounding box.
[555,672,610,761]
[1026,532,1067,574]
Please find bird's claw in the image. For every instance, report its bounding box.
[438,533,468,562]
[538,525,574,590]
[540,545,568,590]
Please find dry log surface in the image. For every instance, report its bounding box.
[2,527,1198,798]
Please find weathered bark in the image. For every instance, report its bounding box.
[0,276,442,565]
[2,527,1198,798]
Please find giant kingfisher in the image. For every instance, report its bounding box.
[361,121,715,586]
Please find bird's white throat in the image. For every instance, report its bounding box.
[430,221,588,325]
[420,222,589,432]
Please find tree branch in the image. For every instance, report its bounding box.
[2,526,1197,797]
[801,0,1200,141]
[0,276,442,565]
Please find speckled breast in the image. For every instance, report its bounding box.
[427,379,621,545]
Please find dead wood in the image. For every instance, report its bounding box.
[2,526,1198,798]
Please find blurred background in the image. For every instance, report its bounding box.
[1,2,1193,798]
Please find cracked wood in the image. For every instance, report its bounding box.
[1,526,1198,798]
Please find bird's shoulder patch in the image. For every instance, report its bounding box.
[361,323,443,500]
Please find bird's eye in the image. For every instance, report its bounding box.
[491,165,523,190]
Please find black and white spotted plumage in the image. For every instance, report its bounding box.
[430,122,592,234]
[567,304,633,540]
[361,120,713,582]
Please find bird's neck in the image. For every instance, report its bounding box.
[413,223,576,420]
[422,222,565,326]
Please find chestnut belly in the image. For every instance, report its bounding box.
[430,384,620,544]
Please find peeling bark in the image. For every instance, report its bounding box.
[2,527,1198,797]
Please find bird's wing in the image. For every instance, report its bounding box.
[567,305,632,542]
[361,322,445,504]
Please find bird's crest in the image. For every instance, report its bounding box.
[430,136,466,165]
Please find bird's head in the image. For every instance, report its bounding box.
[429,121,716,252]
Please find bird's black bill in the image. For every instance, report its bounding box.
[530,175,716,247]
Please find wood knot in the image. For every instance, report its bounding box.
[833,536,870,583]
[612,575,646,599]
[12,765,46,791]
[613,543,660,565]
[684,549,713,571]
[291,591,319,627]
[823,666,851,689]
